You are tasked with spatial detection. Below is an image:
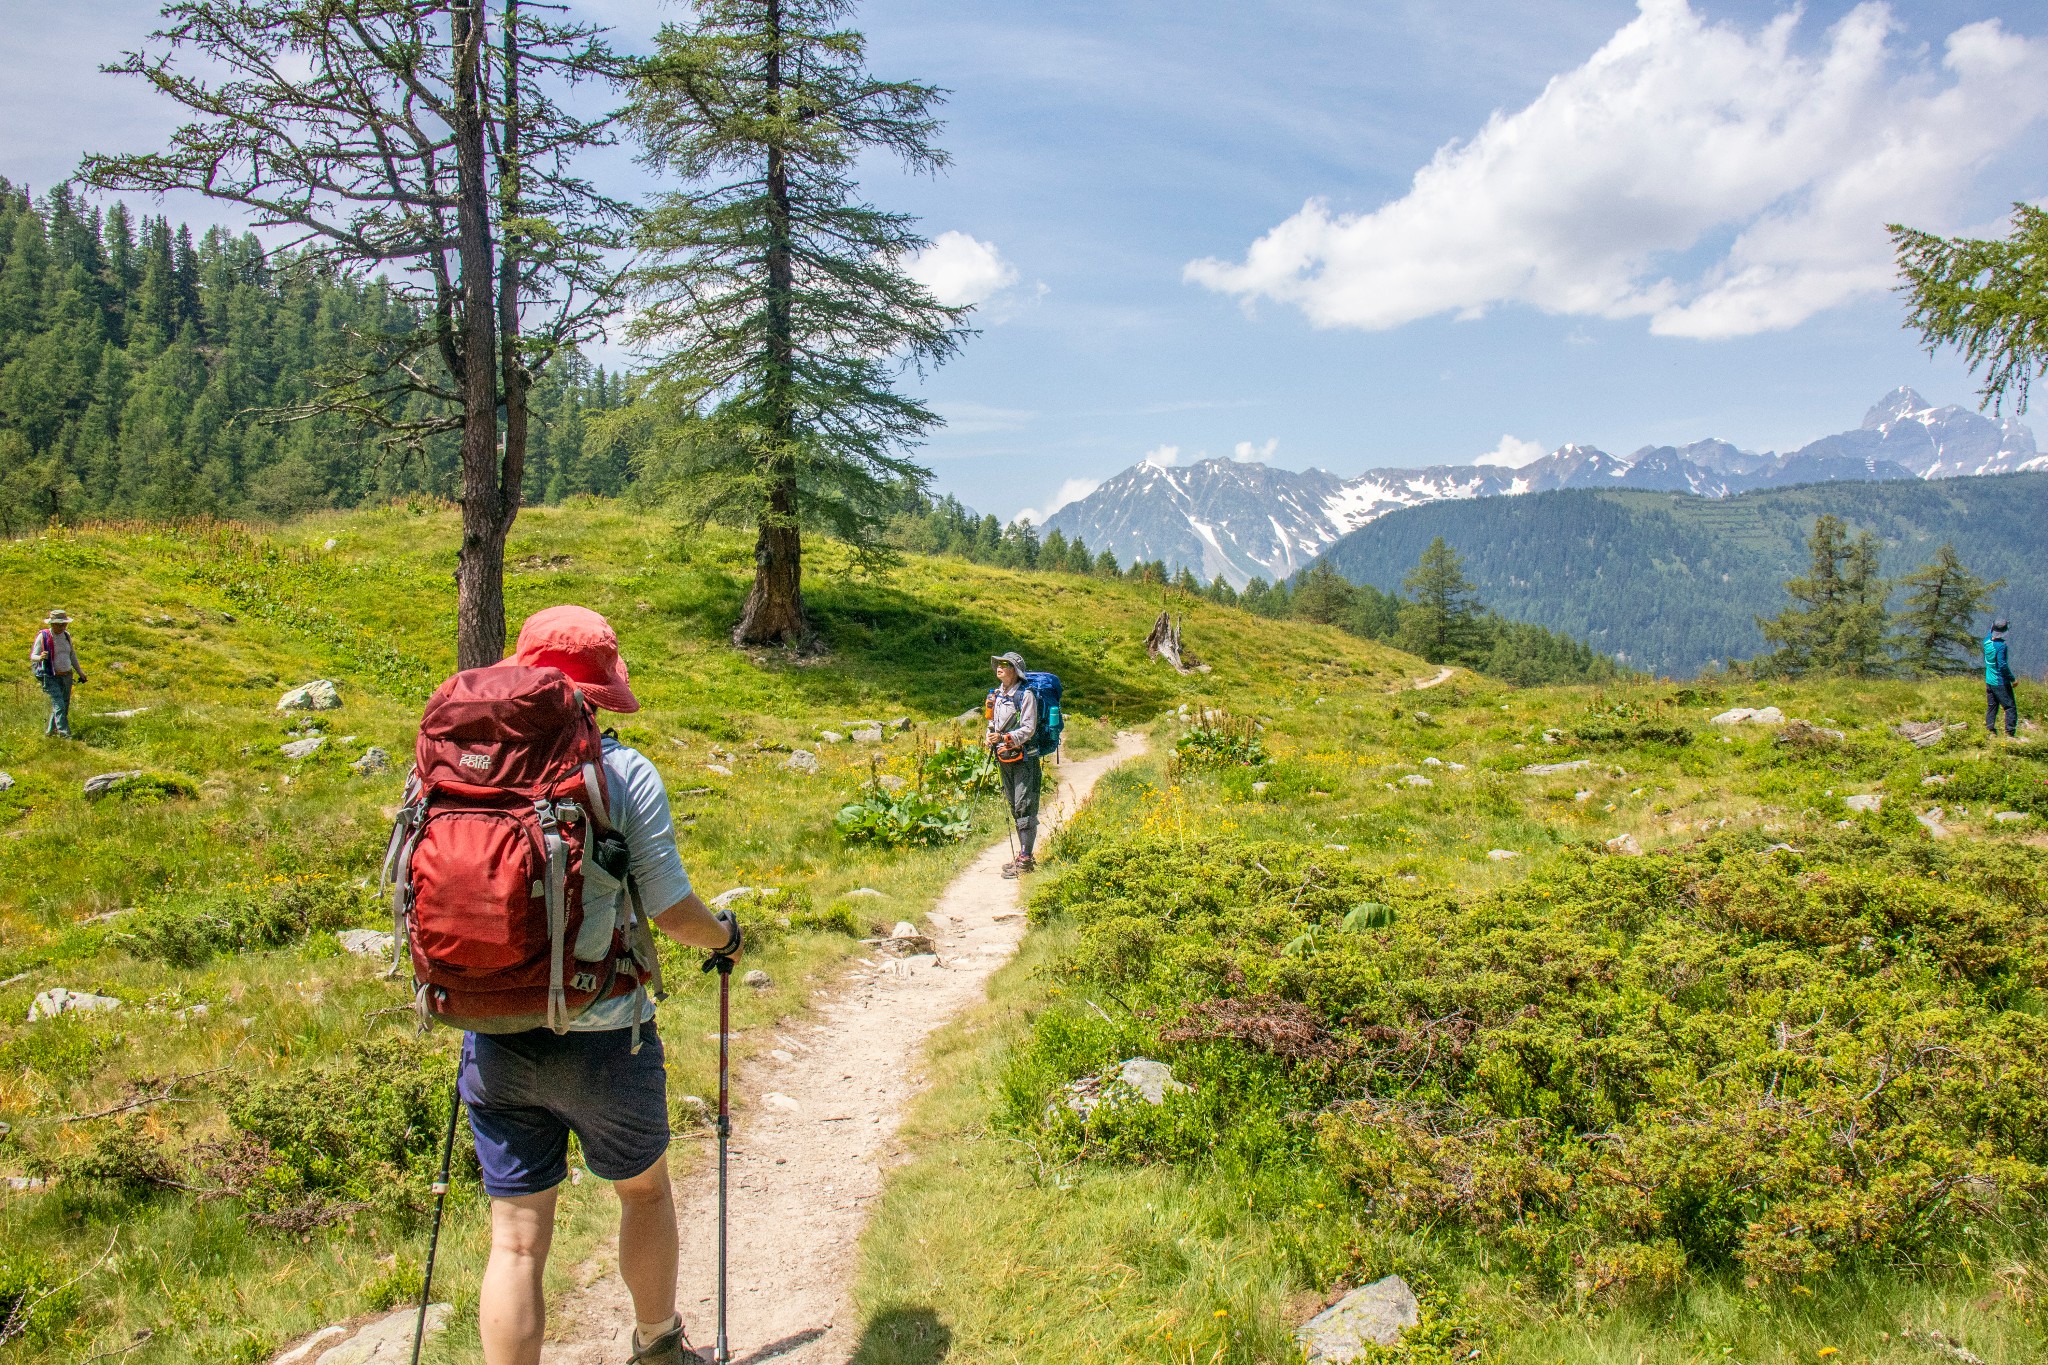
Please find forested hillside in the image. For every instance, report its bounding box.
[1316,472,2048,677]
[0,181,626,526]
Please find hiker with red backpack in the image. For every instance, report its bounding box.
[985,651,1062,878]
[29,609,86,739]
[385,605,737,1365]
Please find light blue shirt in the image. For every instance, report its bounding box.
[572,737,694,1031]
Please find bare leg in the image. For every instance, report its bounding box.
[615,1153,680,1333]
[480,1188,558,1365]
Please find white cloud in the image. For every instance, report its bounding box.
[1142,444,1182,468]
[1014,476,1104,528]
[1233,438,1279,462]
[905,231,1020,309]
[1472,435,1548,468]
[1185,1,2048,339]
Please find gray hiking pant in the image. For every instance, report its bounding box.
[1988,682,2018,736]
[39,673,72,738]
[1002,753,1042,858]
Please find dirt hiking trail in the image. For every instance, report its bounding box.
[542,732,1147,1365]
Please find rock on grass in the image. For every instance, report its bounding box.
[1296,1276,1420,1360]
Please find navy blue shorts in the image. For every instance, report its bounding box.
[458,1025,671,1197]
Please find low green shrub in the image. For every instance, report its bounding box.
[1011,827,2048,1302]
[789,903,865,937]
[836,784,972,849]
[1174,713,1267,768]
[85,771,200,802]
[0,1248,80,1348]
[117,875,376,967]
[920,741,999,797]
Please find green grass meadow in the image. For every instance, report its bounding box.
[0,505,1413,1363]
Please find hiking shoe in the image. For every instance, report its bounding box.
[628,1323,707,1364]
[1002,857,1036,879]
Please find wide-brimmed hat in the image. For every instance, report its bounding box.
[43,609,71,626]
[991,651,1027,672]
[506,605,639,713]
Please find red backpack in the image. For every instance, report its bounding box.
[381,665,662,1037]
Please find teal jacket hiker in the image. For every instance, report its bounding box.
[1985,634,2015,687]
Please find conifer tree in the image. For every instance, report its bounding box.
[1890,542,2002,676]
[1758,515,1891,676]
[624,0,968,646]
[83,1,631,667]
[1396,536,1484,663]
[1893,205,2048,414]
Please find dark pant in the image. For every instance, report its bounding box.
[1001,753,1042,858]
[1988,682,2018,736]
[39,673,72,737]
[458,1025,670,1197]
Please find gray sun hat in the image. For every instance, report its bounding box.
[1994,618,2010,633]
[43,609,72,626]
[991,651,1027,672]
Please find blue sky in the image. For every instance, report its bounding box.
[3,0,2044,522]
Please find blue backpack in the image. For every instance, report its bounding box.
[989,671,1064,755]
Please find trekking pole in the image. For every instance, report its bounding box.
[702,940,738,1365]
[411,1078,462,1365]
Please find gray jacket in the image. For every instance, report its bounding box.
[988,683,1039,753]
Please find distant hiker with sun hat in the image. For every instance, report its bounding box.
[434,604,739,1365]
[29,609,86,739]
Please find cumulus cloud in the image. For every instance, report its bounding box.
[1142,444,1182,468]
[904,231,1020,308]
[1472,435,1548,468]
[1185,1,2048,339]
[1014,476,1104,528]
[1233,438,1279,462]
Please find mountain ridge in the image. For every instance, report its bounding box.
[1043,389,2042,587]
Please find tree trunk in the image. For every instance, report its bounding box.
[451,1,513,671]
[732,0,809,648]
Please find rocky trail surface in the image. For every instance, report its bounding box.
[542,733,1146,1365]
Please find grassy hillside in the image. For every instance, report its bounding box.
[854,674,2048,1365]
[1315,472,2048,677]
[0,503,1421,1364]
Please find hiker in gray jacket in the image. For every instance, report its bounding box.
[986,651,1041,877]
[29,609,85,739]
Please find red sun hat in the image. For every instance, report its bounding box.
[505,604,640,713]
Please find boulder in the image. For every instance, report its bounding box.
[350,746,391,777]
[852,726,884,744]
[277,679,342,712]
[708,887,759,910]
[337,929,394,958]
[743,969,773,989]
[1894,720,1950,748]
[888,717,912,731]
[1487,849,1520,861]
[877,774,909,792]
[841,887,886,899]
[97,707,150,719]
[82,770,145,798]
[0,771,11,792]
[1918,809,1951,839]
[1994,811,2031,823]
[1250,781,1270,795]
[819,731,845,744]
[1574,790,1593,802]
[783,749,819,774]
[955,708,982,725]
[1844,794,1882,813]
[1920,774,1950,787]
[280,737,325,760]
[1422,757,1442,766]
[1710,706,1784,725]
[272,1303,450,1364]
[1400,774,1433,788]
[28,988,121,1022]
[1295,1276,1420,1361]
[891,920,921,939]
[1521,759,1590,776]
[704,763,733,777]
[1778,719,1845,744]
[1605,832,1643,855]
[1055,1058,1189,1120]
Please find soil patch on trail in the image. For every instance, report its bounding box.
[542,734,1146,1365]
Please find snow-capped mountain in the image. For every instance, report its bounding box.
[1041,389,2037,587]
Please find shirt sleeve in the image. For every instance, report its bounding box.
[1017,688,1039,738]
[602,744,694,917]
[30,633,46,664]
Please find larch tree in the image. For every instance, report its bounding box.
[81,0,631,668]
[1892,205,2048,415]
[1396,536,1483,664]
[1890,542,2002,677]
[622,0,968,647]
[1758,515,1890,676]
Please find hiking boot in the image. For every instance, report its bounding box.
[627,1322,707,1364]
[1002,856,1036,879]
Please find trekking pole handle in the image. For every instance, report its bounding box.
[702,909,742,972]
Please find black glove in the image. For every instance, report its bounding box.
[711,909,742,958]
